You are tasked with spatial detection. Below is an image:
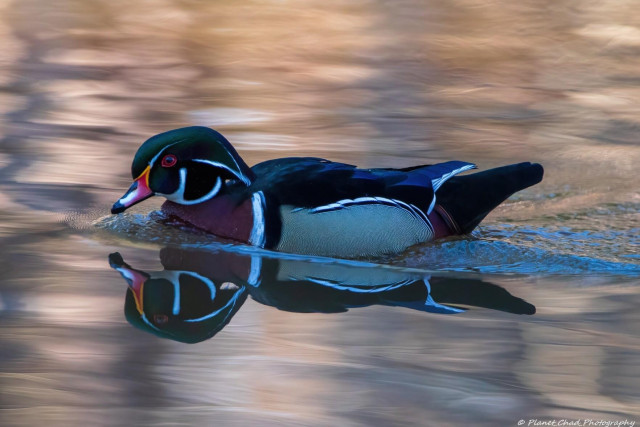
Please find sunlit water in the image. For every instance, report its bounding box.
[1,0,639,425]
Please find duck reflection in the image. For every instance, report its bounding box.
[109,247,535,343]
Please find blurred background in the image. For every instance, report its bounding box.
[0,0,639,425]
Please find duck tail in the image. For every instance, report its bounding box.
[436,162,544,234]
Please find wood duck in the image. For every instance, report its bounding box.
[109,248,535,343]
[111,127,544,257]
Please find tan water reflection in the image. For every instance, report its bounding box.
[1,238,638,425]
[0,0,639,425]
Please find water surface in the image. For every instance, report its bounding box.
[1,0,639,425]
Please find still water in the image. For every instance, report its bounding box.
[1,0,639,425]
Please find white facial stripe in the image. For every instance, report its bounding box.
[182,175,222,205]
[249,191,266,248]
[156,168,186,202]
[150,270,217,316]
[150,269,182,314]
[148,139,187,168]
[177,167,187,198]
[205,145,245,185]
[183,288,243,323]
[157,168,222,205]
[192,159,251,186]
[172,280,180,315]
[166,271,216,300]
[183,271,217,301]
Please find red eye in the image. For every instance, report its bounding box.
[153,314,169,324]
[161,154,177,167]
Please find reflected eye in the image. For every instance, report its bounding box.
[161,154,177,167]
[153,314,169,324]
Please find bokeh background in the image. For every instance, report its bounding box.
[1,0,639,425]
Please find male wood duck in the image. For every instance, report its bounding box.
[111,126,543,257]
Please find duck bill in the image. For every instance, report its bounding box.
[111,166,154,214]
[109,252,151,315]
[123,269,147,315]
[109,253,148,315]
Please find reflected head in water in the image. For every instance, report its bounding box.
[111,126,543,258]
[109,247,535,344]
[109,252,247,344]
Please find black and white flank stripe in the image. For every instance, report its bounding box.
[307,196,434,236]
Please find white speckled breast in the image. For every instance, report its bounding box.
[276,203,434,257]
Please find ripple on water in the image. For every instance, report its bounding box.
[399,202,640,276]
[82,201,640,277]
[82,210,224,247]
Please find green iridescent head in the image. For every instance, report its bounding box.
[112,127,255,214]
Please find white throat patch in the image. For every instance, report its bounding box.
[192,159,251,186]
[158,167,222,205]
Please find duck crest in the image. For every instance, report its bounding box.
[132,126,255,184]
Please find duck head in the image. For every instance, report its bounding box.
[111,127,255,214]
[109,252,248,344]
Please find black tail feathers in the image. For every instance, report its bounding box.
[437,162,544,234]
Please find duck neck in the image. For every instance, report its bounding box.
[161,194,255,244]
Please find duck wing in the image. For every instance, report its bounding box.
[250,157,476,214]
